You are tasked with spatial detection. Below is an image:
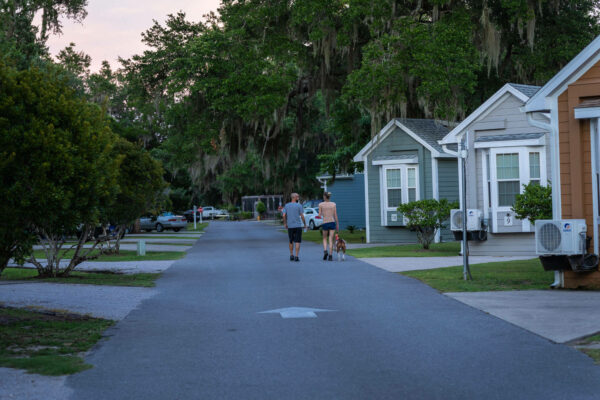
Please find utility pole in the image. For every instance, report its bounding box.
[193,204,197,230]
[459,133,473,281]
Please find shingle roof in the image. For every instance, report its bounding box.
[393,118,451,154]
[508,83,541,98]
[475,132,545,143]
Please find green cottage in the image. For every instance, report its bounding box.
[353,119,458,244]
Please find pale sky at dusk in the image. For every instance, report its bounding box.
[47,0,222,71]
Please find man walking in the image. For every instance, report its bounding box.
[282,193,306,261]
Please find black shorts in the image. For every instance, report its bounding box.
[288,227,303,243]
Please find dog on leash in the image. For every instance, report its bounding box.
[335,234,346,261]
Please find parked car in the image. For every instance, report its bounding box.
[303,207,323,230]
[201,206,219,219]
[183,209,202,223]
[140,212,187,232]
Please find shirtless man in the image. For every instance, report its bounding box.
[318,191,339,261]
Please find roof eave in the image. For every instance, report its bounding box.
[439,84,530,145]
[525,35,600,113]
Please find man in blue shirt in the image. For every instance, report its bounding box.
[282,193,306,262]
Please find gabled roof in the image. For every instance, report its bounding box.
[525,35,600,112]
[353,119,452,162]
[507,83,541,98]
[439,83,539,145]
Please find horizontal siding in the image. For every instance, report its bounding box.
[468,233,536,256]
[438,159,459,242]
[367,126,431,243]
[328,174,366,230]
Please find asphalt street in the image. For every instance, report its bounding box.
[67,221,600,399]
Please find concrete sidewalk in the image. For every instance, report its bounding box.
[360,255,534,272]
[446,290,600,343]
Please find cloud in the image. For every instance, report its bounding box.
[47,0,221,71]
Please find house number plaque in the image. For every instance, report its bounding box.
[504,213,513,226]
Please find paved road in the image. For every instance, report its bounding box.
[67,222,600,399]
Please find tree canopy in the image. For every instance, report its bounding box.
[95,0,598,204]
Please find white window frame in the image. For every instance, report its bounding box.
[380,164,420,215]
[485,146,547,232]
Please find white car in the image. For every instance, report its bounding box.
[201,206,219,219]
[303,207,323,230]
[140,212,188,232]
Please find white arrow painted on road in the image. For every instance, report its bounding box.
[258,307,336,319]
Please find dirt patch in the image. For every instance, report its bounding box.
[0,306,94,325]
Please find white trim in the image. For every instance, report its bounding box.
[432,157,441,243]
[473,137,545,149]
[440,84,531,145]
[372,157,418,165]
[380,164,420,226]
[379,166,386,226]
[525,35,600,113]
[354,119,443,162]
[575,107,600,120]
[489,146,548,233]
[591,119,599,254]
[363,158,370,243]
[482,149,490,224]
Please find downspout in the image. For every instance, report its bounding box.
[526,111,564,288]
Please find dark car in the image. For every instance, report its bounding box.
[183,209,202,223]
[303,199,323,209]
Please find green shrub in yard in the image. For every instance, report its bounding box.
[512,182,552,223]
[347,225,357,233]
[398,199,457,249]
[256,201,266,216]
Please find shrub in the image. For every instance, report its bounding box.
[256,201,266,215]
[398,199,457,249]
[347,225,357,233]
[512,182,552,223]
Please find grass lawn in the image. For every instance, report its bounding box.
[401,258,553,292]
[0,306,114,375]
[347,242,461,258]
[581,349,600,364]
[573,333,600,364]
[301,229,367,244]
[1,268,160,287]
[31,249,186,262]
[125,235,200,240]
[186,222,209,232]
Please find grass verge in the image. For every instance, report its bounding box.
[186,222,209,232]
[347,242,461,258]
[32,249,186,262]
[581,349,600,364]
[401,258,553,292]
[0,306,114,375]
[125,235,200,240]
[1,268,160,287]
[301,229,367,244]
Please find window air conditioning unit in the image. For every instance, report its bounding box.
[535,219,587,256]
[450,209,482,231]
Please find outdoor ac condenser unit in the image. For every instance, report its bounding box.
[535,219,587,256]
[450,209,482,231]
